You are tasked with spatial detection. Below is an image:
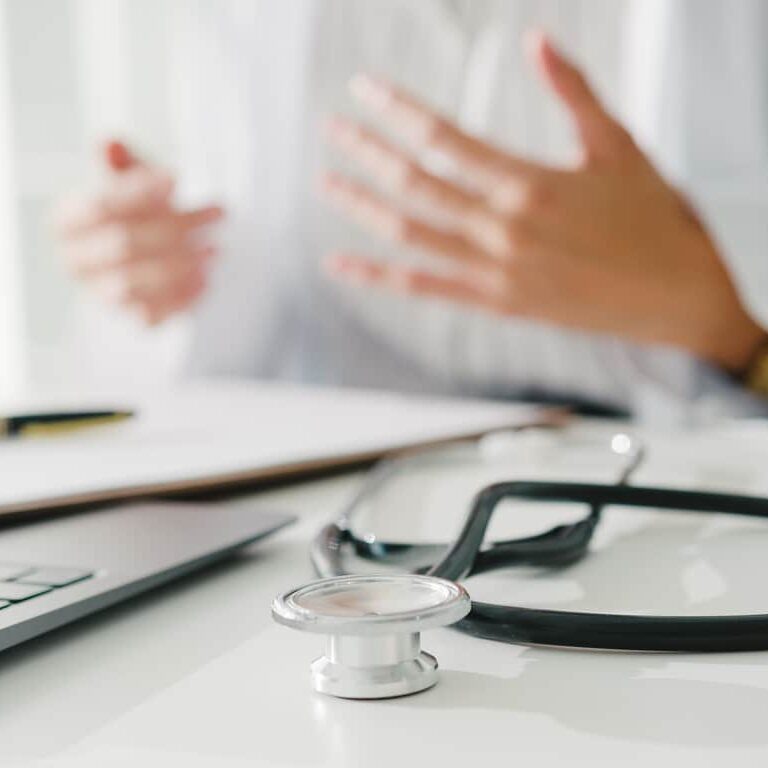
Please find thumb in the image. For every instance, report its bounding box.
[103,139,142,173]
[527,30,632,165]
[100,139,174,205]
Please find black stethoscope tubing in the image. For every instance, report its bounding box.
[311,452,768,652]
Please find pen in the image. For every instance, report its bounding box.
[0,410,134,439]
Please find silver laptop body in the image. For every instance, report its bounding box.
[0,501,293,652]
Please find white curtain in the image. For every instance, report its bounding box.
[0,0,189,400]
[63,0,190,391]
[0,1,27,399]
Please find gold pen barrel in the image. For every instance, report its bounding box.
[17,413,132,438]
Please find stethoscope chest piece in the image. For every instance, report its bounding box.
[272,574,471,699]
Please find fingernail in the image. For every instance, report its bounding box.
[350,73,390,110]
[324,253,364,282]
[316,175,346,207]
[324,115,359,146]
[323,253,345,273]
[323,115,345,137]
[523,28,550,61]
[318,173,334,196]
[319,171,346,196]
[388,270,413,292]
[194,246,217,261]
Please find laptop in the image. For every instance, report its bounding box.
[0,384,553,655]
[0,501,293,653]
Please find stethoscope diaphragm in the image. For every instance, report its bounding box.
[272,574,470,699]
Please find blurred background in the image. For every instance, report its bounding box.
[0,0,188,401]
[0,0,629,401]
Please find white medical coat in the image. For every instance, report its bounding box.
[172,0,768,420]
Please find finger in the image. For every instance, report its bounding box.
[322,171,497,269]
[527,30,632,163]
[350,74,543,187]
[326,115,481,218]
[100,166,175,217]
[56,168,174,238]
[326,115,548,248]
[326,252,511,314]
[93,247,213,307]
[104,140,139,173]
[64,212,215,276]
[100,140,174,216]
[60,203,219,277]
[134,270,208,326]
[178,205,225,231]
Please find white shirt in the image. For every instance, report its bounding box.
[173,0,768,421]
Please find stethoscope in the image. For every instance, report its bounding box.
[273,431,768,699]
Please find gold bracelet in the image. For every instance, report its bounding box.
[744,337,768,396]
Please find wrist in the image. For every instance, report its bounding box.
[694,305,765,375]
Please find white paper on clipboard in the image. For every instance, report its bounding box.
[0,380,561,517]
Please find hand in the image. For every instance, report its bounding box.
[55,140,224,325]
[322,32,763,372]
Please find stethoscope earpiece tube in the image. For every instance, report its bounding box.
[310,523,351,578]
[428,481,768,651]
[311,475,768,652]
[458,603,768,653]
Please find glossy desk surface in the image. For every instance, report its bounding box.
[4,426,768,767]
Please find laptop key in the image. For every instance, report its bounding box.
[0,564,33,580]
[0,582,51,602]
[0,600,10,610]
[17,568,93,588]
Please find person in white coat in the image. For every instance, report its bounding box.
[54,0,768,420]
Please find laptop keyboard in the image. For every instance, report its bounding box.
[0,564,93,609]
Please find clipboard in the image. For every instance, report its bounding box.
[0,382,565,521]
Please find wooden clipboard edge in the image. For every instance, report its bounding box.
[0,408,571,524]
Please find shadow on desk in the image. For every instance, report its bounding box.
[420,652,768,748]
[399,514,768,749]
[0,535,299,761]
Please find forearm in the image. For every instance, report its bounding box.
[682,185,768,374]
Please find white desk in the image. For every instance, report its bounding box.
[4,451,768,768]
